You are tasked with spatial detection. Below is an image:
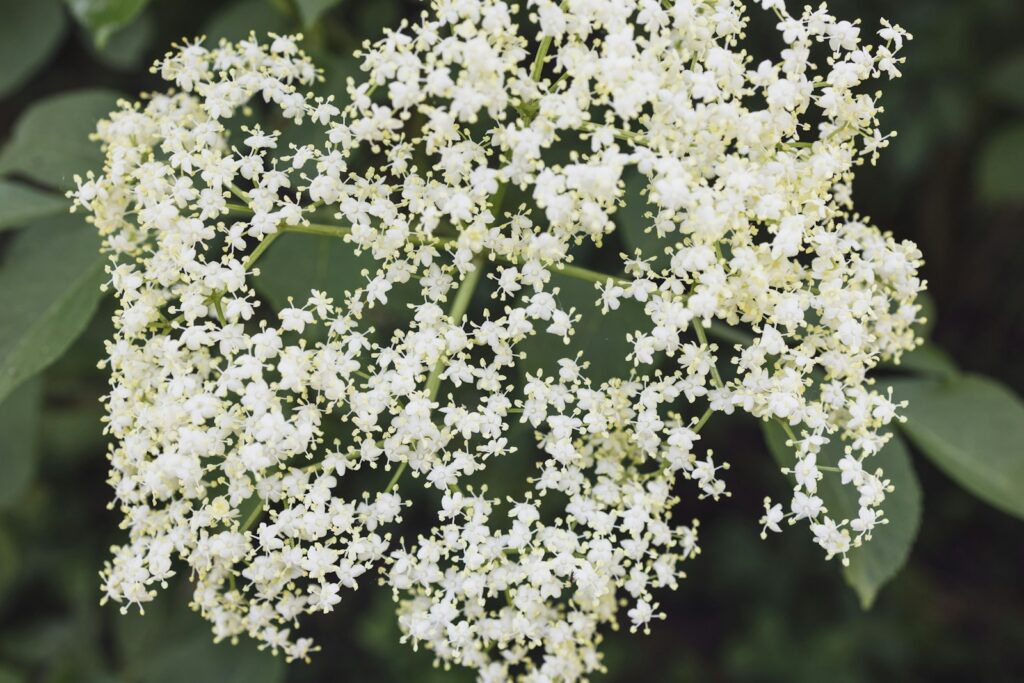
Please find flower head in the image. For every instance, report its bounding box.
[72,1,920,678]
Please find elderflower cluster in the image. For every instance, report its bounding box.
[71,0,922,679]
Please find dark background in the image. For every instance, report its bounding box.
[1,0,1022,681]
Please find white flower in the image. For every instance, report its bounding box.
[760,498,785,538]
[850,507,880,537]
[792,492,825,521]
[839,454,864,485]
[72,0,921,676]
[279,306,314,333]
[794,453,822,493]
[627,599,660,633]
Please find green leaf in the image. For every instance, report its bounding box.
[89,11,155,71]
[517,272,649,385]
[0,522,18,603]
[888,342,958,379]
[115,595,285,683]
[762,422,922,608]
[204,0,290,42]
[319,54,359,99]
[355,0,400,41]
[876,291,954,378]
[0,89,121,190]
[0,0,67,98]
[139,636,285,683]
[64,0,149,47]
[295,0,342,29]
[253,232,372,312]
[616,169,668,264]
[41,404,106,465]
[276,54,359,150]
[0,215,105,405]
[987,52,1024,111]
[913,289,936,340]
[0,379,43,510]
[891,374,1024,520]
[0,618,89,667]
[0,665,25,683]
[0,181,66,231]
[975,124,1024,206]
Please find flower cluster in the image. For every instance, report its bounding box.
[71,0,921,679]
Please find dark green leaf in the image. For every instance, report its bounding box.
[89,11,155,70]
[355,0,400,41]
[64,0,149,47]
[0,215,105,404]
[276,54,359,150]
[0,89,121,190]
[0,181,66,231]
[116,595,285,683]
[0,618,82,664]
[888,342,958,379]
[295,0,342,29]
[139,636,285,683]
[517,272,649,385]
[987,52,1024,111]
[616,169,669,264]
[913,290,936,340]
[0,665,25,683]
[876,291,953,378]
[319,54,360,100]
[0,379,43,510]
[0,523,18,603]
[892,374,1024,520]
[204,0,290,42]
[253,231,372,312]
[975,125,1024,206]
[762,422,922,608]
[40,405,106,464]
[0,0,67,97]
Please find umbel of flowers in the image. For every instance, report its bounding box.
[71,0,920,679]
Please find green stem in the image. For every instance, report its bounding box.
[578,120,650,146]
[693,320,725,388]
[384,460,406,493]
[778,420,798,443]
[250,214,752,351]
[212,296,227,325]
[556,262,623,284]
[706,321,754,346]
[272,216,624,288]
[426,257,486,400]
[240,498,265,532]
[227,182,249,203]
[531,34,553,82]
[243,231,281,270]
[529,0,569,82]
[385,174,507,493]
[282,222,354,239]
[386,255,489,493]
[230,204,751,372]
[693,407,713,434]
[279,221,447,250]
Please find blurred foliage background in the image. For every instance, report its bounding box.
[1,0,1023,681]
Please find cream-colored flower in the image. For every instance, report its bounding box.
[72,1,920,678]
